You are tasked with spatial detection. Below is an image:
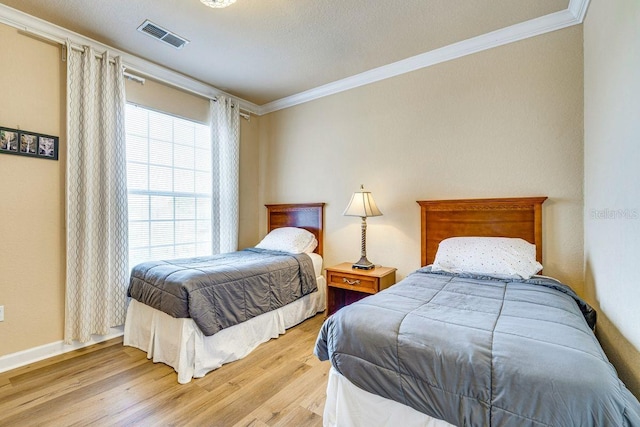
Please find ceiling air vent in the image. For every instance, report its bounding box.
[137,20,189,49]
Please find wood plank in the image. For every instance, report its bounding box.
[232,362,330,426]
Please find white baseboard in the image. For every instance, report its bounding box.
[0,326,124,374]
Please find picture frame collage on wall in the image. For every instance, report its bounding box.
[0,126,59,161]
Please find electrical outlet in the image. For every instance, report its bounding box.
[0,305,4,322]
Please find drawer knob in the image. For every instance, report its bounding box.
[343,278,361,286]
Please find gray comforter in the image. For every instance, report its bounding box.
[128,248,317,336]
[315,267,640,426]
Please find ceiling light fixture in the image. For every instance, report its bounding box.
[200,0,237,8]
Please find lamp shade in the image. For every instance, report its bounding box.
[343,185,382,218]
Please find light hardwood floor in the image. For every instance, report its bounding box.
[0,314,330,427]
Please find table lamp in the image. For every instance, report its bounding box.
[343,185,382,270]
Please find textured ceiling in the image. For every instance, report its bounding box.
[1,0,569,105]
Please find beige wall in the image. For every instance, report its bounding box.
[584,0,640,398]
[0,25,66,355]
[260,26,585,288]
[0,23,262,357]
[125,77,209,124]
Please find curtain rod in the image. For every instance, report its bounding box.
[123,71,145,84]
[211,98,251,120]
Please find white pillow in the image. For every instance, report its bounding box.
[255,227,317,254]
[431,237,543,279]
[299,236,319,254]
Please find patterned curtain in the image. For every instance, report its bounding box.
[65,44,129,343]
[210,96,240,254]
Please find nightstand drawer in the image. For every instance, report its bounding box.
[327,271,378,294]
[324,263,397,316]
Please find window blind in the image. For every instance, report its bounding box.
[125,103,212,268]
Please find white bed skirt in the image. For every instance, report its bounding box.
[124,276,326,384]
[324,367,455,427]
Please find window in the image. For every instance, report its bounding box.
[125,104,212,268]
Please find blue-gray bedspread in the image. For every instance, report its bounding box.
[315,267,640,426]
[128,248,317,336]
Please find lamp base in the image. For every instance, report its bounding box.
[352,257,375,270]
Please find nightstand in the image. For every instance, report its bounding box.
[325,262,397,316]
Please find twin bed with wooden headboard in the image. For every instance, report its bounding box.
[124,203,326,384]
[316,197,640,427]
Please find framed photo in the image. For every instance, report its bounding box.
[20,132,38,155]
[0,126,58,161]
[0,128,19,152]
[37,135,58,160]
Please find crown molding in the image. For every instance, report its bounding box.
[0,3,262,115]
[569,0,591,23]
[260,0,590,115]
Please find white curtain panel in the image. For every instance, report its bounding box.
[65,45,129,343]
[210,97,240,254]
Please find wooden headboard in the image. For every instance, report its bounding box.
[416,197,547,267]
[265,203,325,256]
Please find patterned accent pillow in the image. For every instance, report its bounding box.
[255,227,317,254]
[431,237,543,279]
